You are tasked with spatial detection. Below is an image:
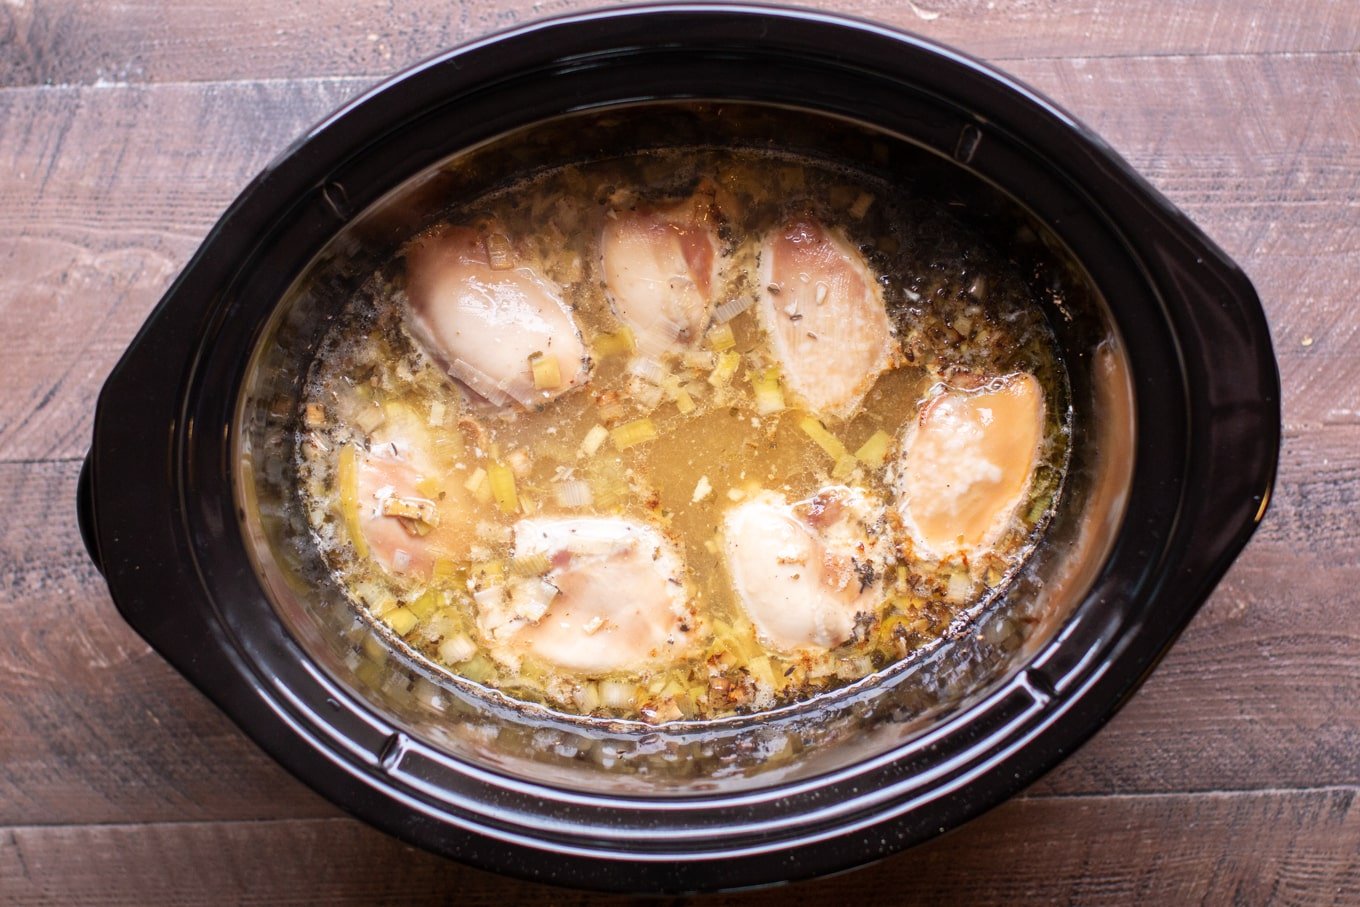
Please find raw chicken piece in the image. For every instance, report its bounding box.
[722,486,894,652]
[756,217,895,417]
[404,226,589,408]
[892,373,1045,559]
[600,189,725,357]
[353,409,480,579]
[476,517,698,674]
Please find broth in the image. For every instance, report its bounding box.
[294,146,1069,723]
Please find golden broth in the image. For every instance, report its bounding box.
[295,147,1069,723]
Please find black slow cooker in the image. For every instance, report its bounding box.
[77,5,1280,893]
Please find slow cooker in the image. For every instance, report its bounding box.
[77,5,1280,892]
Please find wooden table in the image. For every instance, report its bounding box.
[2,1,1357,902]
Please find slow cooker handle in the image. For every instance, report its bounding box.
[77,452,104,576]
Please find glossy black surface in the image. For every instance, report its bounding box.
[79,5,1280,893]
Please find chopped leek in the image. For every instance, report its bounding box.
[707,322,736,352]
[529,351,562,389]
[662,375,697,415]
[487,462,519,514]
[386,606,419,637]
[463,467,492,504]
[750,367,785,415]
[849,191,874,219]
[509,552,552,576]
[484,232,514,270]
[854,429,894,468]
[407,590,440,620]
[611,418,657,451]
[709,350,741,387]
[592,327,636,358]
[337,443,369,559]
[798,416,848,461]
[747,655,778,689]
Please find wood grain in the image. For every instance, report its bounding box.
[0,53,1356,463]
[3,790,1358,905]
[1,0,1357,898]
[1,0,1358,88]
[0,459,337,824]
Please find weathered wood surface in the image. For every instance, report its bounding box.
[3,791,1358,905]
[2,0,1358,86]
[1,0,1357,902]
[2,53,1356,463]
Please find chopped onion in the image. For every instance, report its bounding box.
[682,350,715,371]
[484,232,514,270]
[554,479,594,508]
[506,448,532,477]
[849,191,874,219]
[630,379,665,411]
[713,295,754,323]
[464,467,491,504]
[353,404,385,434]
[599,680,638,709]
[947,571,974,602]
[511,578,558,622]
[626,356,667,385]
[438,634,477,664]
[472,584,504,612]
[579,424,609,456]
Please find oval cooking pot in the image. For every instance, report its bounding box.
[77,4,1280,893]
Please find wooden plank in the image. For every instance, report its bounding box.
[1,0,1357,88]
[0,459,340,824]
[0,77,365,462]
[1005,52,1360,435]
[1,53,1355,463]
[2,790,1358,904]
[2,423,1357,823]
